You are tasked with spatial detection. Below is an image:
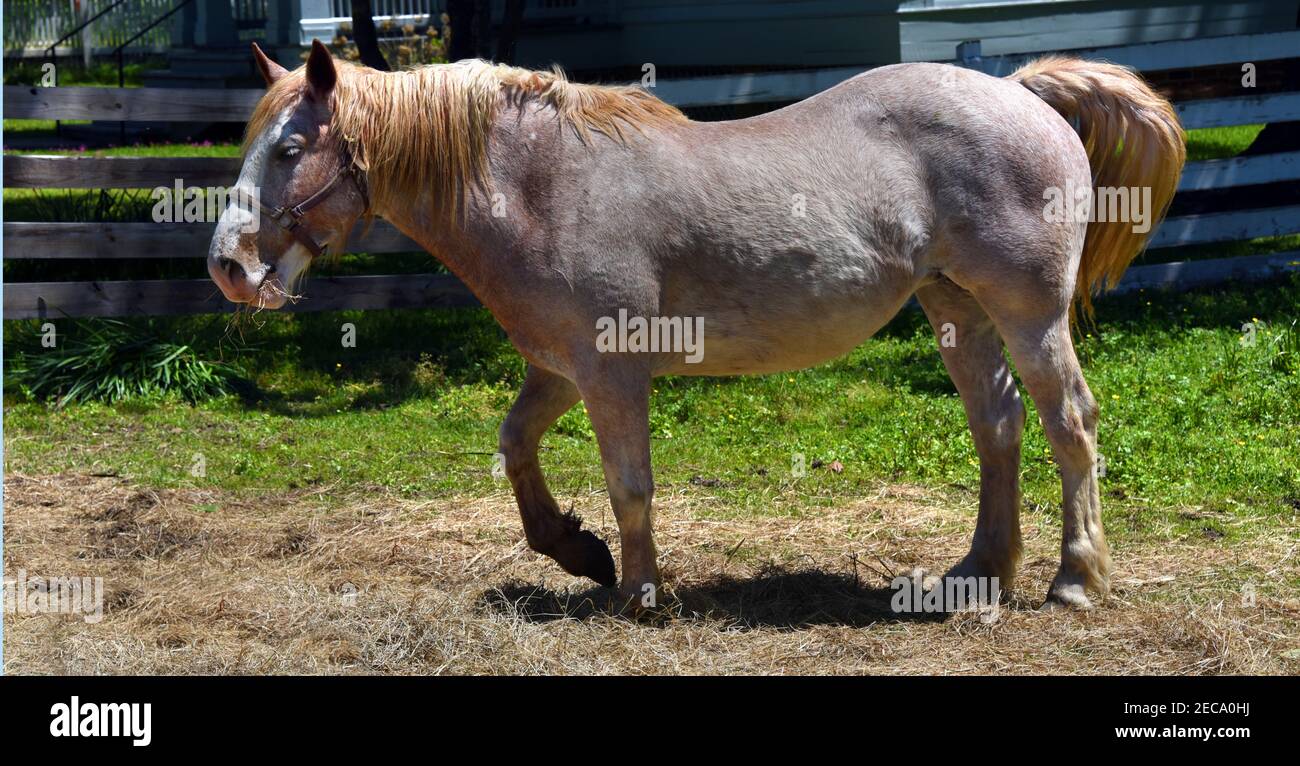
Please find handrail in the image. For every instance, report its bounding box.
[44,0,128,87]
[112,0,197,88]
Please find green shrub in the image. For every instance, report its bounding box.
[6,319,247,407]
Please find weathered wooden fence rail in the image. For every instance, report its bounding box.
[5,29,1300,319]
[4,274,478,318]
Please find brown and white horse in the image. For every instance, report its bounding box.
[210,41,1184,609]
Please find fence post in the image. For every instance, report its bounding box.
[171,0,198,47]
[195,0,238,46]
[265,0,298,47]
[80,3,93,67]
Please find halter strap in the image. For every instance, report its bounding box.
[256,148,369,258]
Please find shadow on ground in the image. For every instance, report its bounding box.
[479,566,1024,629]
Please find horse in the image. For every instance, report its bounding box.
[209,40,1184,610]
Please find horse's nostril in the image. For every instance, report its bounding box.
[222,256,245,283]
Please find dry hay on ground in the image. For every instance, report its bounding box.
[3,472,1297,675]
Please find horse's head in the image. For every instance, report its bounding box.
[208,41,367,310]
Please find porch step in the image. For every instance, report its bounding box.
[142,47,267,90]
[166,47,261,77]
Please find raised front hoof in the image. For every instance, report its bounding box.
[547,529,617,588]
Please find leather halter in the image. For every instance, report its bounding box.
[256,148,368,258]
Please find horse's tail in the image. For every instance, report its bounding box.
[1008,57,1186,317]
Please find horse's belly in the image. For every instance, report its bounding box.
[655,296,903,376]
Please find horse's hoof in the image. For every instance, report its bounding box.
[942,553,1017,595]
[611,586,670,620]
[550,529,617,587]
[1040,585,1093,610]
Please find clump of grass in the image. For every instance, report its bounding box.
[1183,124,1265,162]
[6,319,247,407]
[1268,318,1300,375]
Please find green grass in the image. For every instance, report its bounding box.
[1144,234,1300,267]
[6,318,246,407]
[3,118,92,137]
[1184,124,1264,162]
[3,142,240,158]
[5,280,1298,544]
[3,141,241,157]
[3,59,160,87]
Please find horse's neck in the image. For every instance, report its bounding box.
[368,99,532,297]
[370,176,508,303]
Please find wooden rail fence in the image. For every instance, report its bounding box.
[5,29,1300,319]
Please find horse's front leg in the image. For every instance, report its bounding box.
[501,364,616,587]
[576,364,658,605]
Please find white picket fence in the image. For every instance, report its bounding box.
[4,0,175,54]
[300,0,437,43]
[327,0,437,16]
[300,0,614,43]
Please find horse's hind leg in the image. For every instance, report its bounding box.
[500,364,616,587]
[983,304,1111,608]
[916,278,1025,593]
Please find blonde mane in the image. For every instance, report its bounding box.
[244,59,688,225]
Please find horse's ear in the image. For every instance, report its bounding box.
[251,42,287,87]
[305,39,337,102]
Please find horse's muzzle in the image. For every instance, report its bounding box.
[208,252,268,306]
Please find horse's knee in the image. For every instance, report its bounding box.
[1077,388,1099,436]
[497,417,537,476]
[1042,410,1095,467]
[610,481,653,514]
[971,388,1025,456]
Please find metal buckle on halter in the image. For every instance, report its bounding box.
[254,151,367,258]
[266,206,297,230]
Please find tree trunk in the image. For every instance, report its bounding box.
[496,0,525,64]
[350,0,390,71]
[447,0,479,62]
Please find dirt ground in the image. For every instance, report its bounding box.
[4,472,1297,675]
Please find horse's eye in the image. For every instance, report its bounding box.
[279,145,302,160]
